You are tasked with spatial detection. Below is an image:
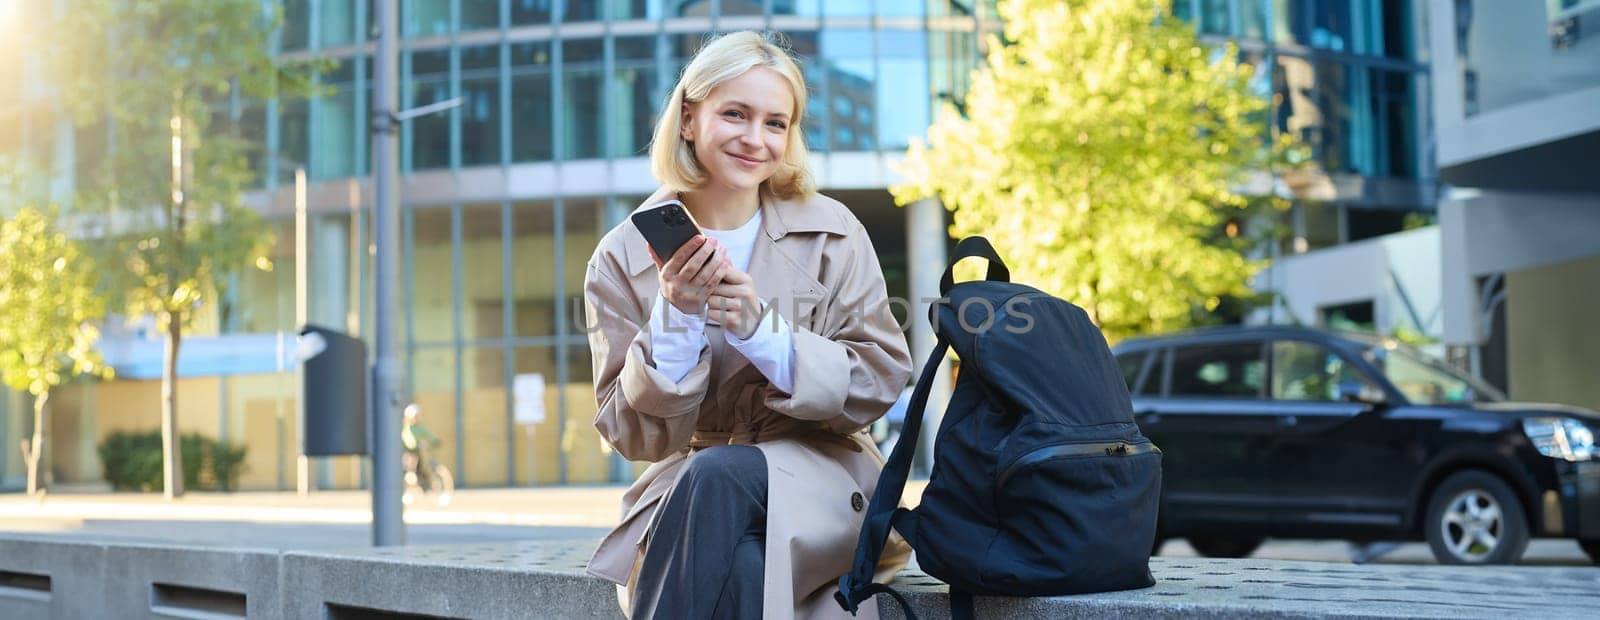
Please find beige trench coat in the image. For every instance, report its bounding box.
[583,186,914,618]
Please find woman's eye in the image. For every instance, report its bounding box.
[723,110,744,119]
[767,120,788,130]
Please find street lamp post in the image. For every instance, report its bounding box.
[369,0,461,546]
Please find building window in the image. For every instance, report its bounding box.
[511,42,554,163]
[313,60,358,180]
[821,29,875,152]
[320,0,357,47]
[772,0,823,17]
[408,49,451,170]
[823,0,871,18]
[281,0,310,51]
[460,0,501,31]
[877,29,929,150]
[510,0,554,24]
[407,0,452,37]
[280,99,310,180]
[609,1,658,20]
[461,203,507,340]
[562,0,602,22]
[406,205,458,343]
[561,39,605,160]
[510,201,557,338]
[777,31,826,153]
[610,36,660,158]
[460,45,502,167]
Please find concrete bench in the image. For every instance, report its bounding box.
[4,534,1598,618]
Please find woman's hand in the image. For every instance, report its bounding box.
[708,267,763,340]
[648,236,731,315]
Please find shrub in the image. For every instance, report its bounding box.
[97,431,248,492]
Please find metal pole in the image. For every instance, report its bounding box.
[370,0,405,547]
[295,166,312,497]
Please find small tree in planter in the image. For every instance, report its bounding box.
[0,207,113,496]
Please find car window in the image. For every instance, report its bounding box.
[1169,343,1264,399]
[1371,346,1492,405]
[1118,351,1149,394]
[1271,340,1375,401]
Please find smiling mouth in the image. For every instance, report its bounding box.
[727,153,765,164]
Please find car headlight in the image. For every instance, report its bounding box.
[1523,417,1597,462]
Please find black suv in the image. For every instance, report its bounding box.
[1113,326,1600,565]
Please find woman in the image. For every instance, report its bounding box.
[582,31,913,618]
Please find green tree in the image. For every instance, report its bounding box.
[38,1,313,498]
[892,0,1302,342]
[0,207,111,497]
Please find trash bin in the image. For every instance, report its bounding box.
[298,325,369,457]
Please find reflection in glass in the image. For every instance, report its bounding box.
[282,0,310,50]
[461,46,502,167]
[409,50,451,170]
[564,201,605,336]
[407,206,457,343]
[1199,0,1230,35]
[776,31,827,153]
[877,29,929,150]
[407,347,459,479]
[1240,0,1268,40]
[461,344,511,485]
[319,0,356,47]
[460,0,501,31]
[314,60,357,180]
[563,0,602,22]
[771,0,822,16]
[511,0,554,24]
[461,203,508,340]
[821,29,875,152]
[511,201,557,338]
[407,0,451,37]
[562,39,605,160]
[511,42,554,162]
[611,36,660,158]
[608,0,658,20]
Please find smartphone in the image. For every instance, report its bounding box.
[631,199,702,263]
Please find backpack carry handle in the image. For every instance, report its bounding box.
[940,236,1010,297]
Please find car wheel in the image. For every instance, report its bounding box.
[1580,539,1600,565]
[1186,536,1263,558]
[1424,471,1530,565]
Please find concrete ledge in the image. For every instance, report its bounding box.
[2,534,1597,619]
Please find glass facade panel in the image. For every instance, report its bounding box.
[461,0,501,31]
[461,45,502,167]
[280,100,310,178]
[408,206,458,343]
[511,42,554,162]
[772,0,823,16]
[563,0,602,22]
[776,32,827,153]
[877,29,929,150]
[608,0,657,20]
[1199,0,1231,35]
[880,0,932,17]
[239,101,269,187]
[821,29,875,151]
[562,39,605,160]
[1457,0,1600,116]
[407,346,459,478]
[462,344,511,485]
[823,0,871,18]
[1240,0,1268,41]
[510,0,554,24]
[313,60,357,180]
[722,0,766,17]
[563,200,605,336]
[611,36,660,158]
[281,0,310,50]
[462,203,508,340]
[409,49,451,170]
[319,0,357,47]
[235,219,296,334]
[511,346,559,485]
[511,201,558,338]
[407,0,452,37]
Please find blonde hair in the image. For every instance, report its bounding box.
[650,31,815,200]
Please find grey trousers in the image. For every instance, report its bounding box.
[631,445,768,620]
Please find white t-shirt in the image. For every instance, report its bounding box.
[648,208,795,394]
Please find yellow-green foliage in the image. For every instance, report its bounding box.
[893,0,1300,342]
[0,207,112,396]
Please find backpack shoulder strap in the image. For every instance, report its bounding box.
[836,336,948,614]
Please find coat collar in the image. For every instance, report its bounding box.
[621,186,850,277]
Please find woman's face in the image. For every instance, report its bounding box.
[682,66,796,193]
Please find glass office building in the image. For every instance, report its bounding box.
[0,1,1434,491]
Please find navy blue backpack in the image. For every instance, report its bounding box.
[836,237,1163,618]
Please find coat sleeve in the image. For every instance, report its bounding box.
[761,224,913,434]
[586,259,709,462]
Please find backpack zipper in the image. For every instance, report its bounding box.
[996,440,1159,488]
